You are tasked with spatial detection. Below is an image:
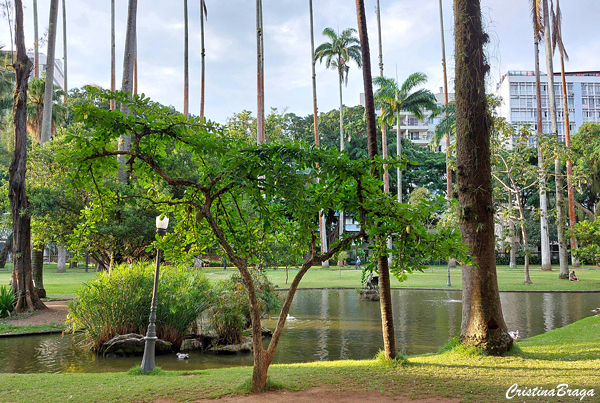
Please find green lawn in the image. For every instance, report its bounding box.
[0,316,598,402]
[2,264,598,301]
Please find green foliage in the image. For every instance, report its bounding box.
[127,366,165,376]
[374,350,409,368]
[68,262,211,350]
[0,284,15,318]
[208,271,280,345]
[571,219,600,265]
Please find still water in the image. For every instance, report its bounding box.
[0,289,598,373]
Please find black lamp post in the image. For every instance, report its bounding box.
[140,215,169,373]
[446,263,452,287]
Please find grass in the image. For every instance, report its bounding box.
[0,323,65,335]
[0,316,598,402]
[1,265,598,302]
[0,264,98,299]
[207,265,600,292]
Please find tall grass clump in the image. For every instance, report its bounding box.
[68,262,211,350]
[208,270,280,345]
[0,285,15,318]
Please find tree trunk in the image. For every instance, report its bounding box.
[454,0,511,354]
[534,34,551,271]
[396,112,402,203]
[255,0,264,144]
[40,0,59,145]
[559,54,579,267]
[57,247,66,273]
[309,0,328,267]
[32,242,46,298]
[61,0,67,102]
[355,0,396,360]
[508,219,517,269]
[199,0,206,119]
[183,0,189,117]
[110,0,115,111]
[541,0,568,278]
[10,0,46,312]
[33,0,39,78]
[117,0,138,183]
[0,232,13,268]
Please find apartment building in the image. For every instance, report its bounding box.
[495,70,600,146]
[26,52,66,91]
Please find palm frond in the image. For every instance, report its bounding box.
[530,0,543,40]
[551,0,569,60]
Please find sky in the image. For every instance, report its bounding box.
[1,0,599,125]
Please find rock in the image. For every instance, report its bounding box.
[359,289,380,301]
[261,326,273,337]
[208,336,253,354]
[180,338,202,351]
[100,333,172,357]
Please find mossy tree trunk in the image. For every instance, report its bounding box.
[454,0,512,354]
[9,0,46,312]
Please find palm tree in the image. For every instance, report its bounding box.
[118,0,138,183]
[315,27,361,238]
[199,0,207,119]
[308,0,328,267]
[40,0,59,145]
[454,0,512,353]
[110,0,115,110]
[26,77,67,144]
[183,0,189,117]
[33,0,39,78]
[541,0,569,278]
[373,73,437,202]
[355,0,396,361]
[531,0,552,271]
[256,0,264,144]
[315,27,362,153]
[61,0,67,102]
[552,0,578,266]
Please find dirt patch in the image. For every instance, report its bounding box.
[5,299,70,326]
[192,386,461,402]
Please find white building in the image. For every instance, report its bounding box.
[360,88,454,151]
[495,70,600,145]
[27,52,66,91]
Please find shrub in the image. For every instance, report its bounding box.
[207,270,280,345]
[0,285,15,318]
[68,262,211,350]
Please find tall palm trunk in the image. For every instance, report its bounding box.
[309,0,328,267]
[61,0,67,102]
[199,0,206,119]
[534,36,551,270]
[256,0,264,144]
[376,0,393,264]
[10,0,46,312]
[117,0,137,184]
[40,0,59,145]
[337,70,345,237]
[33,0,39,78]
[110,0,115,110]
[396,110,402,202]
[355,0,396,360]
[454,0,512,353]
[183,0,189,117]
[541,0,568,278]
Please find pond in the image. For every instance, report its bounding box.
[0,289,598,373]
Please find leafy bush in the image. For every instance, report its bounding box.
[207,270,280,345]
[0,285,15,318]
[571,220,600,266]
[68,262,211,350]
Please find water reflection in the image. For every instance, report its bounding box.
[0,289,598,373]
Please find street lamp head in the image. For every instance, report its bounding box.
[156,215,169,230]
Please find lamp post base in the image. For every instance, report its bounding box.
[140,336,157,373]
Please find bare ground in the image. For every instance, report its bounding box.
[4,299,70,326]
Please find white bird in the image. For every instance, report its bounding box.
[176,352,189,359]
[508,330,519,341]
[592,308,600,316]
